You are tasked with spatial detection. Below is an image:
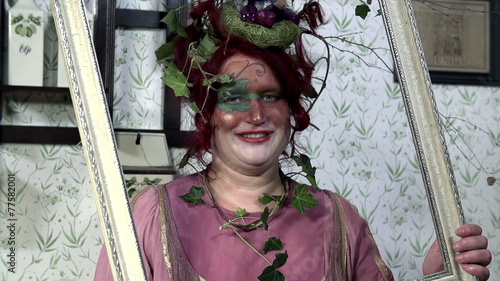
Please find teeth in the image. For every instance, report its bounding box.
[242,133,267,138]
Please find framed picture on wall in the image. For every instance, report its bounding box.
[412,0,500,86]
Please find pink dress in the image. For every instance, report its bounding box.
[94,173,394,281]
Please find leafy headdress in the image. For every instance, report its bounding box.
[156,0,326,164]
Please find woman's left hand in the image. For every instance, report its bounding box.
[422,224,491,280]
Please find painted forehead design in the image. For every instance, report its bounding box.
[223,59,266,79]
[216,60,272,113]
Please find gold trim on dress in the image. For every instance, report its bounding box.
[363,226,393,281]
[326,192,348,281]
[341,195,392,281]
[157,185,207,281]
[157,186,174,277]
[130,186,153,209]
[332,193,349,279]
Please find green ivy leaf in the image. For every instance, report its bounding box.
[355,3,371,20]
[189,102,202,114]
[272,251,288,268]
[203,73,233,87]
[292,154,318,189]
[304,85,319,98]
[194,35,219,63]
[257,251,289,280]
[161,9,187,37]
[291,185,319,214]
[179,186,204,204]
[193,54,208,64]
[215,73,233,84]
[155,39,176,61]
[161,62,192,97]
[260,207,270,230]
[258,266,284,281]
[259,196,272,205]
[235,208,247,218]
[259,194,284,205]
[162,61,181,76]
[179,145,196,169]
[263,237,283,254]
[162,75,191,97]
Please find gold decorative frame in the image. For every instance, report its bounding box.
[379,0,476,280]
[51,0,476,280]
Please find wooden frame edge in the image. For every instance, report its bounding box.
[378,0,478,280]
[51,1,147,280]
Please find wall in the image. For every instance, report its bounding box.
[1,0,498,280]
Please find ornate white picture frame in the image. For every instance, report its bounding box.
[379,0,477,280]
[51,0,478,280]
[51,0,147,280]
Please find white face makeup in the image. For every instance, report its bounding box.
[211,54,291,173]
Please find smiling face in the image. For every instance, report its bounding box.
[211,54,291,174]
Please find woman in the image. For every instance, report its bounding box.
[95,1,491,280]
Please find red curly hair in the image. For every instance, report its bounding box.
[173,0,322,162]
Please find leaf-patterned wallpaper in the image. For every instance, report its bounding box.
[0,0,498,280]
[113,29,166,130]
[1,145,100,281]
